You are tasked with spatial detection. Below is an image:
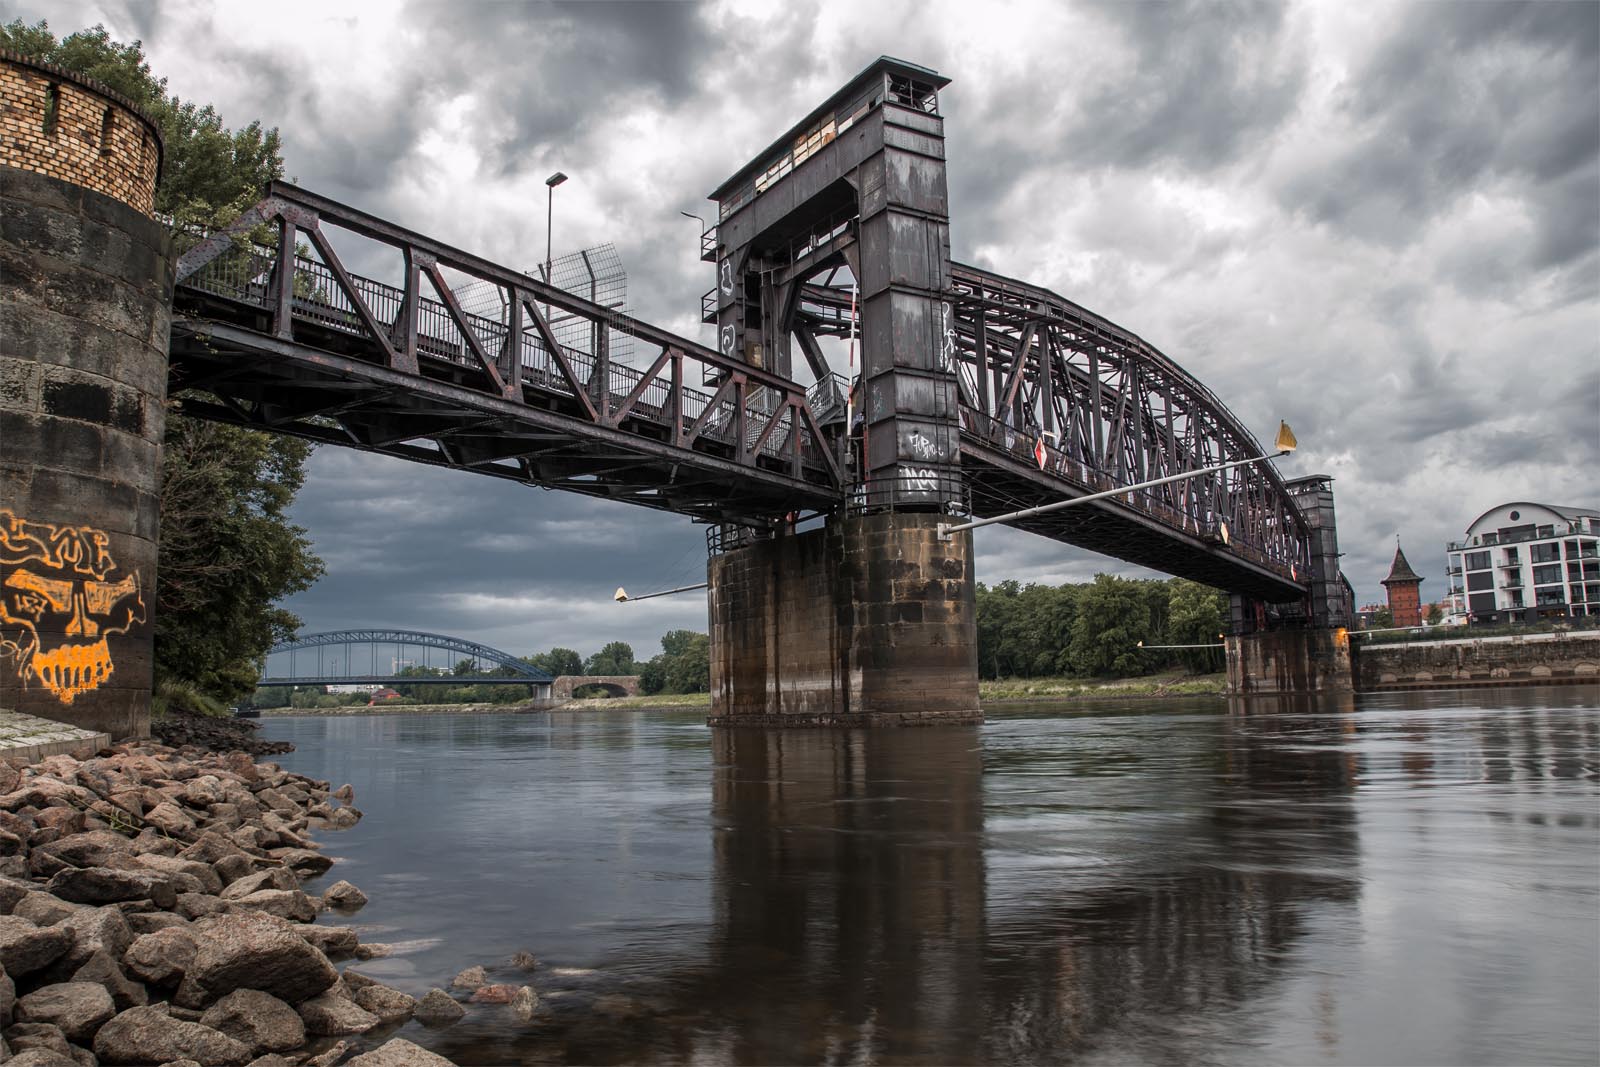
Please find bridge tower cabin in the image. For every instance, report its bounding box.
[703,58,981,725]
[0,52,170,737]
[1381,542,1424,628]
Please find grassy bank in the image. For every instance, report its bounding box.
[979,670,1226,702]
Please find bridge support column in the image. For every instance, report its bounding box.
[1225,630,1353,694]
[0,56,169,738]
[708,513,981,726]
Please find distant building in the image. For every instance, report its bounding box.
[1446,502,1600,624]
[367,688,404,705]
[1381,542,1425,628]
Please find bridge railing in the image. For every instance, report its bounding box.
[172,184,842,490]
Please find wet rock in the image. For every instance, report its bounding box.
[0,916,72,975]
[296,988,379,1036]
[270,849,332,876]
[321,880,367,910]
[71,949,148,1011]
[346,1037,458,1066]
[199,989,305,1055]
[468,983,517,1003]
[510,985,537,1021]
[450,965,487,991]
[332,785,354,803]
[509,950,537,971]
[352,942,391,960]
[173,911,337,1008]
[123,927,199,986]
[92,1004,252,1065]
[15,981,115,1044]
[47,867,177,909]
[301,1039,350,1067]
[412,989,464,1027]
[351,983,415,1023]
[244,1056,297,1067]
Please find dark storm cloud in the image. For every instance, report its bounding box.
[1282,0,1600,264]
[404,0,711,175]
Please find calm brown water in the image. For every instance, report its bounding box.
[263,689,1600,1066]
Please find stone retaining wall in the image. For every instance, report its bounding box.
[1356,633,1600,689]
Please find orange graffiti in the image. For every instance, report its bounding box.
[0,510,145,704]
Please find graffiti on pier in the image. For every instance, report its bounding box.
[0,511,145,704]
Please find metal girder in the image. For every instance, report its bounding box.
[171,183,841,521]
[267,628,553,678]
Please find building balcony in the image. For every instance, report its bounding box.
[1501,577,1523,588]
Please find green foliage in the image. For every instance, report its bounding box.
[584,641,636,676]
[524,647,583,677]
[151,677,228,719]
[1069,575,1160,677]
[1166,579,1228,674]
[155,420,323,702]
[1425,602,1444,625]
[6,21,318,706]
[1371,606,1394,629]
[639,629,710,695]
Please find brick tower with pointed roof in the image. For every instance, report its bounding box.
[1381,541,1425,627]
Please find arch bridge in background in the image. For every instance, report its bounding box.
[261,628,553,687]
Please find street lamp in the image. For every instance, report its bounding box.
[614,582,709,603]
[938,421,1299,540]
[544,171,568,288]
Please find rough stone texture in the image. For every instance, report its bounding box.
[450,965,486,990]
[345,1038,458,1066]
[219,868,298,901]
[122,926,198,986]
[92,1005,252,1065]
[1225,629,1354,694]
[510,984,537,1021]
[351,983,414,1023]
[320,880,366,910]
[48,866,176,908]
[5,1047,81,1066]
[199,989,305,1055]
[70,949,147,1010]
[0,915,72,975]
[0,164,172,740]
[173,911,337,1008]
[295,988,379,1036]
[14,981,115,1043]
[412,988,464,1027]
[1356,632,1600,690]
[708,514,982,725]
[231,889,316,923]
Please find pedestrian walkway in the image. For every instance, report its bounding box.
[0,707,110,763]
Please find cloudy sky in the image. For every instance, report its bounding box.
[11,0,1598,661]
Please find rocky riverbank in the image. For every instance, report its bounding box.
[0,739,528,1066]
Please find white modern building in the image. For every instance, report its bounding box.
[1445,502,1600,624]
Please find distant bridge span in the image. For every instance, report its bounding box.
[261,629,552,688]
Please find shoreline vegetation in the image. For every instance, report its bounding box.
[258,672,1230,717]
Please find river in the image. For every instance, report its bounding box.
[262,688,1599,1066]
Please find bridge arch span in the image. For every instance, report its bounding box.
[263,629,551,687]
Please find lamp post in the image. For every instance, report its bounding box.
[937,421,1299,541]
[614,582,709,603]
[544,171,568,288]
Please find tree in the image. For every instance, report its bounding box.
[663,632,710,693]
[584,641,636,677]
[1068,575,1153,677]
[1167,579,1227,674]
[1371,606,1393,630]
[5,20,314,705]
[524,647,582,677]
[1425,602,1444,625]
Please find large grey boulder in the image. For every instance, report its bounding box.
[198,988,305,1055]
[122,926,200,986]
[322,880,367,910]
[11,891,81,926]
[14,981,115,1044]
[173,911,337,1008]
[46,866,178,909]
[29,831,136,875]
[296,988,379,1035]
[134,854,223,895]
[0,916,72,976]
[92,1005,252,1065]
[345,1038,458,1066]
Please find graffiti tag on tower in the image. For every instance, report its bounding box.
[0,511,145,704]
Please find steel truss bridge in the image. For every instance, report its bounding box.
[261,629,552,688]
[172,153,1309,604]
